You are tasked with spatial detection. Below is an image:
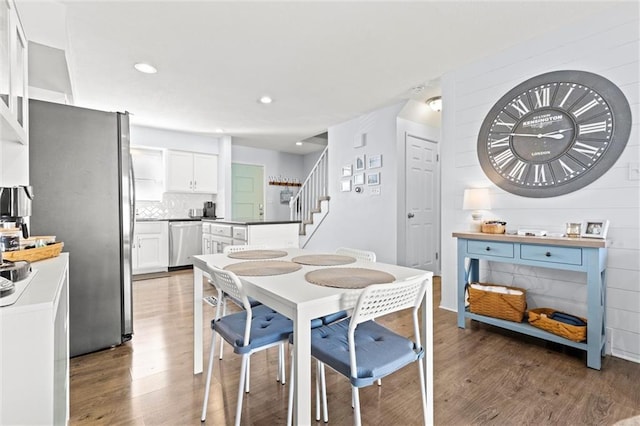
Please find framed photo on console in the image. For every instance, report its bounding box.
[581,220,609,239]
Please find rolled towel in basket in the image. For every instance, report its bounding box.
[470,283,523,296]
[549,311,587,327]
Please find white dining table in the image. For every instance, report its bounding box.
[192,248,434,425]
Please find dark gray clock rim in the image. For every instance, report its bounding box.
[477,70,632,198]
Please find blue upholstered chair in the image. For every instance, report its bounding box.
[200,264,294,425]
[288,275,429,426]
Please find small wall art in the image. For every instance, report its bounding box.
[368,154,382,169]
[353,173,365,185]
[341,179,352,192]
[342,165,353,177]
[355,155,366,171]
[367,172,380,186]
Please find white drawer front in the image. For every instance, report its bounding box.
[232,226,247,241]
[210,224,232,237]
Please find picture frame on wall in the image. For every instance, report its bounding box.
[367,172,380,186]
[581,220,609,239]
[341,179,352,192]
[342,165,352,177]
[368,154,382,169]
[355,155,366,171]
[353,173,365,185]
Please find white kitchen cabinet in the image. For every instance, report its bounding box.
[1,254,70,425]
[133,221,169,274]
[0,0,28,145]
[165,150,218,193]
[131,147,163,201]
[201,222,213,255]
[201,221,299,254]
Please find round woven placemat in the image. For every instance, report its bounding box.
[291,254,356,266]
[227,250,288,260]
[305,267,396,289]
[224,260,302,276]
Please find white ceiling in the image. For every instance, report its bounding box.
[17,1,616,154]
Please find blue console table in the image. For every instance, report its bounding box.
[453,232,607,370]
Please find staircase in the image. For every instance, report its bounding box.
[289,146,330,247]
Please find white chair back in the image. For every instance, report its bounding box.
[223,244,267,254]
[206,264,253,343]
[335,247,376,262]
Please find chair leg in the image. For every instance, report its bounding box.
[377,378,382,386]
[418,358,428,425]
[352,386,362,426]
[201,330,218,422]
[235,355,249,426]
[319,361,328,422]
[286,349,295,426]
[245,358,251,393]
[315,362,320,421]
[218,299,227,360]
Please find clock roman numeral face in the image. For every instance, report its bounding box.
[485,82,613,188]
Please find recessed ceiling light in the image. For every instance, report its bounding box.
[295,141,303,146]
[258,95,273,104]
[134,63,157,74]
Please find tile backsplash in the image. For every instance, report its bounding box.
[136,193,216,219]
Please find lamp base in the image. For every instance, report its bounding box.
[469,211,483,232]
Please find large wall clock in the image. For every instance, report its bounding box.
[477,70,632,197]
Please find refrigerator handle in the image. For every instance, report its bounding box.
[129,155,136,238]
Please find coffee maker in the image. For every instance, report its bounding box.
[0,185,32,238]
[203,201,216,218]
[0,186,33,286]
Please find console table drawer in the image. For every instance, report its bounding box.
[467,240,514,258]
[521,244,582,265]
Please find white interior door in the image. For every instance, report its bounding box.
[405,134,440,272]
[231,163,264,220]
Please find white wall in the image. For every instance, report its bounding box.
[305,102,405,263]
[231,145,306,221]
[440,5,640,363]
[130,125,221,154]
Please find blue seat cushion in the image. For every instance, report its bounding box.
[321,310,348,325]
[310,319,423,387]
[212,305,293,354]
[226,293,262,308]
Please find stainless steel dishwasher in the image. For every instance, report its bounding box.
[169,221,202,267]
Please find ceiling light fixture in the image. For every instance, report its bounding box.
[426,96,442,112]
[295,141,303,146]
[258,95,273,104]
[134,63,157,74]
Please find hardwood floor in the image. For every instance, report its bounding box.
[69,271,640,425]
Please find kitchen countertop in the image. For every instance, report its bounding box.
[201,218,300,225]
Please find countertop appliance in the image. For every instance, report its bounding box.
[0,185,33,239]
[169,221,202,267]
[203,201,216,218]
[29,99,134,357]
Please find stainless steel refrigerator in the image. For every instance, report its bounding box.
[29,99,134,357]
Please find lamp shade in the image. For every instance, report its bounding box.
[463,188,491,211]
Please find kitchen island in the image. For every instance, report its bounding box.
[201,218,300,253]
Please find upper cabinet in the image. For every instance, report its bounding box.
[165,150,218,193]
[0,0,28,144]
[131,147,164,201]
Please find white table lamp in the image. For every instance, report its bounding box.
[463,188,491,232]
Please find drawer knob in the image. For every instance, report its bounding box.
[485,246,491,251]
[545,251,551,257]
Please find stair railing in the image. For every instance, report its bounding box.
[290,146,328,231]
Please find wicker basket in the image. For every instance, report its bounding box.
[2,242,64,263]
[527,308,587,342]
[468,283,526,322]
[481,222,506,234]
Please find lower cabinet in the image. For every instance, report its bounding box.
[0,254,70,425]
[133,221,169,274]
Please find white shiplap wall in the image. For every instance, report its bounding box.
[440,4,640,363]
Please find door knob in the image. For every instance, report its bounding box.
[407,213,415,218]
